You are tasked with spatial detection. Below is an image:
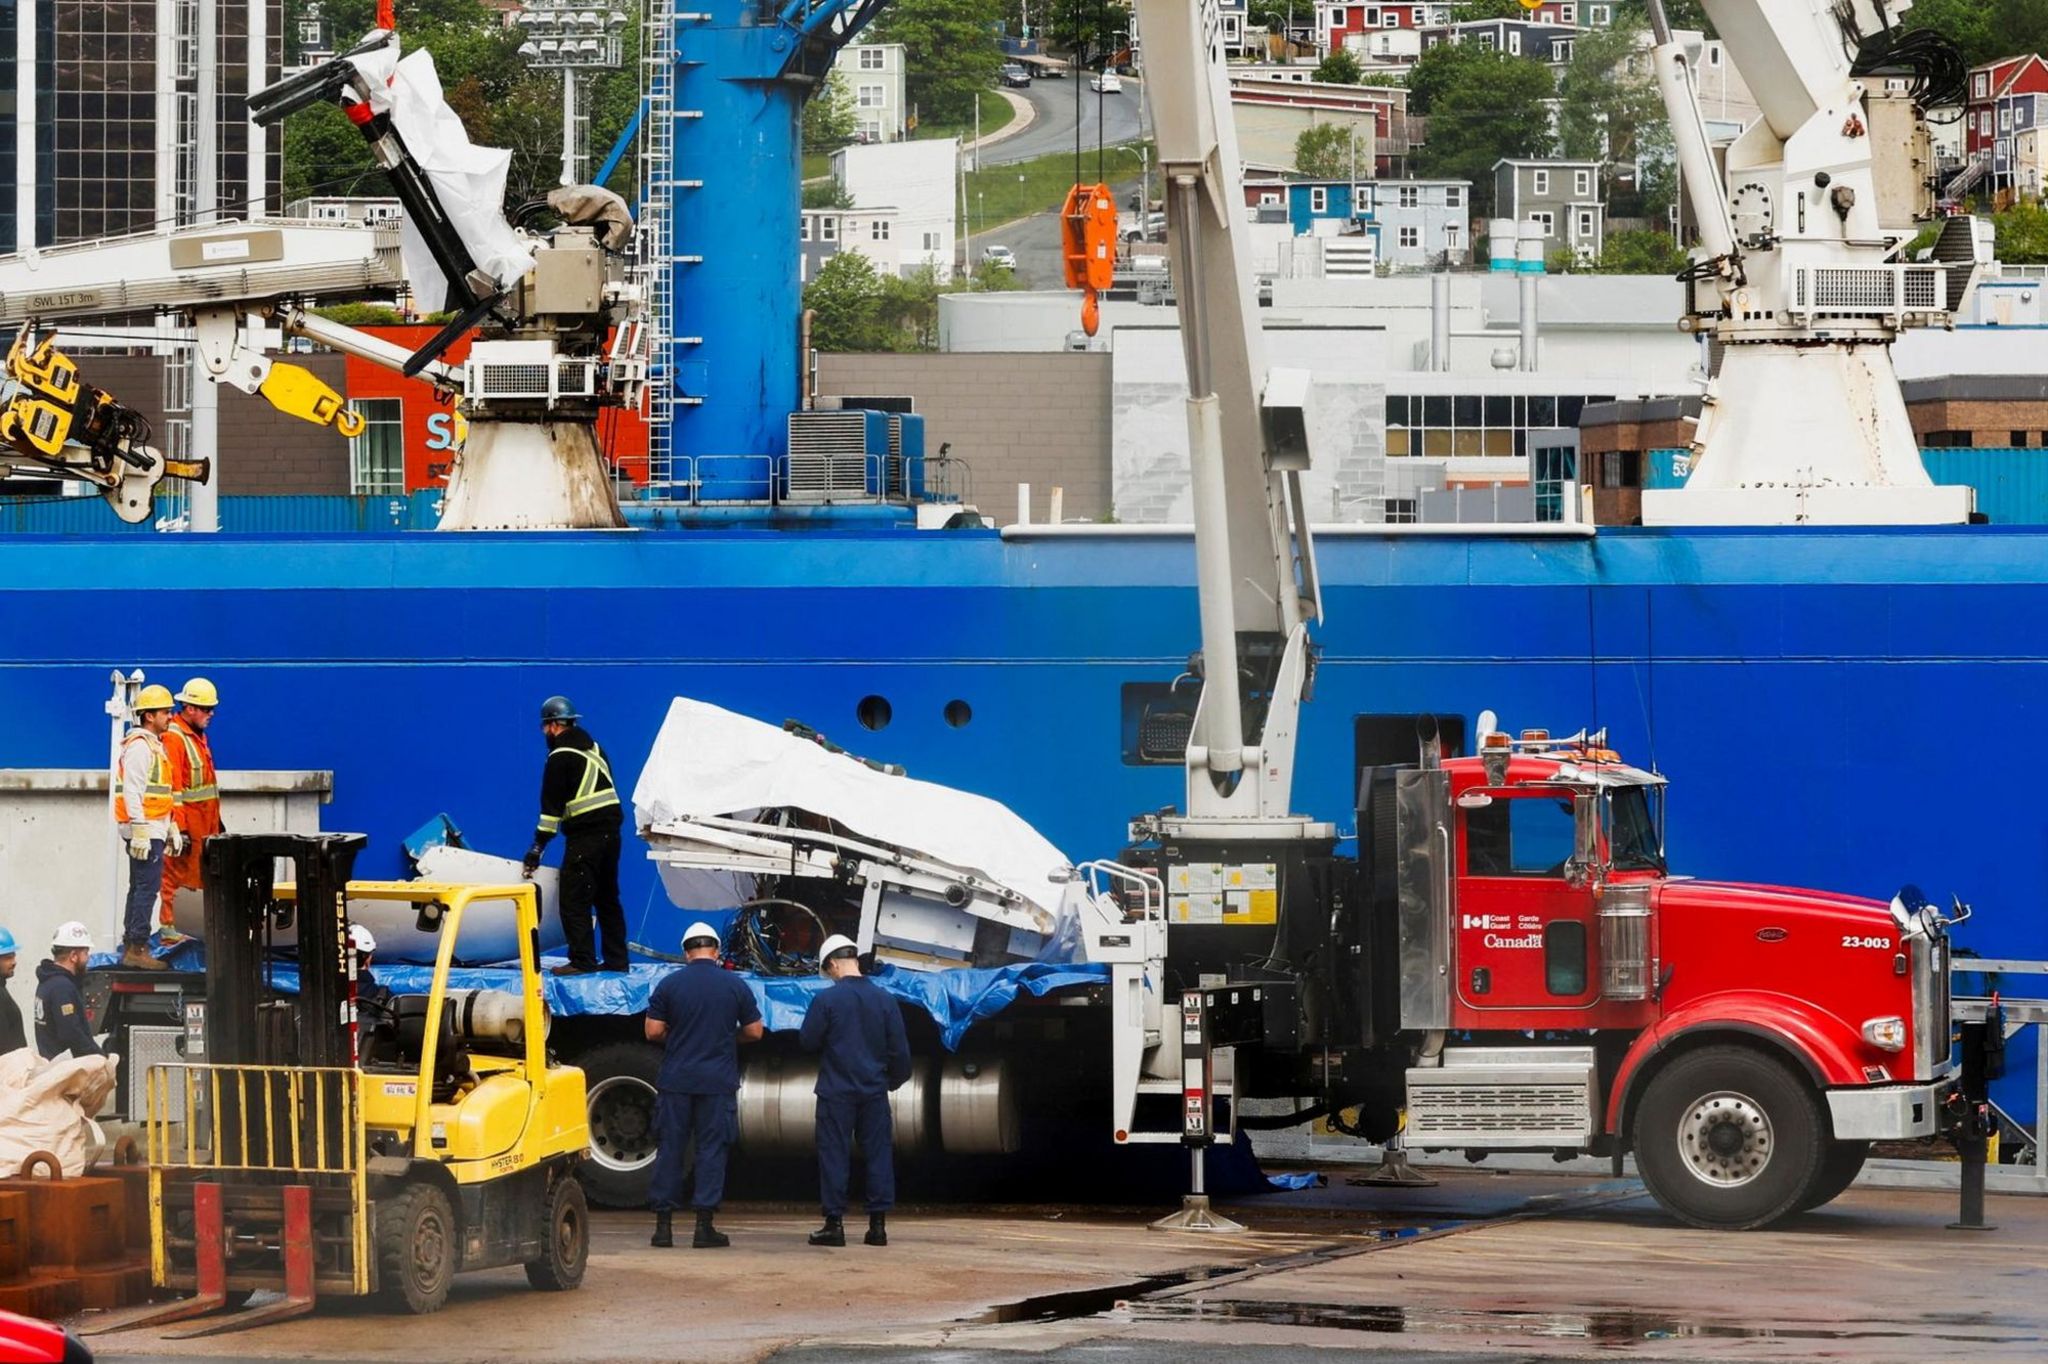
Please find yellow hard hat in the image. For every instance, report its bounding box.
[176,677,219,707]
[134,684,174,712]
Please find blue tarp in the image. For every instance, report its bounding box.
[94,940,1108,1051]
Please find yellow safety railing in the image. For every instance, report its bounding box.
[145,1063,370,1294]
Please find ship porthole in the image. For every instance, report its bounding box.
[944,700,972,729]
[857,695,893,731]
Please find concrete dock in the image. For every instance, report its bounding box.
[85,1168,2047,1364]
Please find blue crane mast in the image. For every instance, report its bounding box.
[636,0,889,494]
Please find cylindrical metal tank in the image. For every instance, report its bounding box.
[1488,219,1517,272]
[736,1053,932,1155]
[938,1055,1021,1155]
[1517,219,1548,273]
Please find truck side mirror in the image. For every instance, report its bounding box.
[1566,790,1602,888]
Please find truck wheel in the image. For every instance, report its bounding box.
[524,1172,589,1292]
[376,1182,456,1314]
[578,1041,663,1207]
[1632,1044,1826,1231]
[1796,1139,1870,1213]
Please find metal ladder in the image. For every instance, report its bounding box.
[635,0,678,497]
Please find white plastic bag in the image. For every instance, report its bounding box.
[0,1049,119,1177]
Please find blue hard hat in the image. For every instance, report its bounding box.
[0,927,16,955]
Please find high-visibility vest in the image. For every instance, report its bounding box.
[167,718,219,808]
[114,730,173,823]
[537,745,620,834]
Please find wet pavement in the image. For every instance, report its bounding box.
[86,1168,2048,1364]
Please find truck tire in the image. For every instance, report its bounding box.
[1796,1139,1870,1213]
[577,1041,663,1207]
[525,1171,589,1292]
[1632,1044,1826,1231]
[376,1182,456,1314]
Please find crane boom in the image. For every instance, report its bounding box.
[1136,0,1324,831]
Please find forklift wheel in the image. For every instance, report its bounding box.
[377,1182,456,1315]
[525,1174,590,1292]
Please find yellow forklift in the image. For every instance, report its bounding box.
[95,833,589,1336]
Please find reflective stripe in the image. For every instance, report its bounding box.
[563,746,620,817]
[114,731,174,822]
[167,724,218,806]
[537,814,562,833]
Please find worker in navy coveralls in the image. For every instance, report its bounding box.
[644,921,763,1248]
[799,934,912,1247]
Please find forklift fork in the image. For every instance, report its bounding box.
[81,1183,321,1337]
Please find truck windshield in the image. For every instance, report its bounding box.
[1608,786,1665,873]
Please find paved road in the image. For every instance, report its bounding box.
[965,177,1143,289]
[981,76,1146,167]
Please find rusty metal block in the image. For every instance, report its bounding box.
[75,1260,152,1311]
[0,1190,29,1283]
[0,1273,85,1319]
[0,1154,128,1270]
[100,1163,151,1252]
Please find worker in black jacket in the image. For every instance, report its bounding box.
[0,925,25,1055]
[798,935,913,1247]
[34,921,104,1060]
[522,695,629,976]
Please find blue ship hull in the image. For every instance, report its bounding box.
[5,524,2043,1105]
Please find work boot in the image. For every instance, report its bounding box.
[551,962,596,977]
[121,944,167,972]
[650,1211,673,1248]
[864,1214,888,1247]
[693,1211,729,1249]
[808,1215,845,1247]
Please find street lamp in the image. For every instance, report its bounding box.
[515,2,630,186]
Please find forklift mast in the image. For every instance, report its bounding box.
[201,833,367,1071]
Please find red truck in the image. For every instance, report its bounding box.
[1132,722,1962,1230]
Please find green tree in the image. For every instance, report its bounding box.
[875,0,1006,125]
[1294,123,1371,179]
[1900,0,1994,66]
[1314,48,1364,85]
[1405,39,1490,117]
[803,252,888,351]
[1591,228,1688,274]
[1415,53,1556,214]
[803,178,856,210]
[1557,23,1673,218]
[1993,203,2048,263]
[804,72,860,155]
[1453,0,1527,18]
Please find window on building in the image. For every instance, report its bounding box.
[923,231,940,250]
[1599,449,1645,488]
[800,216,812,241]
[1311,186,1328,212]
[1399,225,1420,247]
[1531,210,1554,235]
[1384,497,1419,524]
[859,47,884,70]
[1575,168,1592,196]
[1399,185,1419,208]
[1477,31,1495,49]
[1921,430,1970,448]
[1260,191,1282,205]
[858,83,884,108]
[1445,224,1463,248]
[1576,209,1594,237]
[872,220,890,241]
[1508,30,1521,55]
[1707,44,1721,66]
[1589,3,1609,22]
[350,398,403,496]
[1976,74,1990,99]
[821,216,838,241]
[1445,185,1463,208]
[2012,430,2030,447]
[1556,39,1573,61]
[1560,3,1575,20]
[1385,393,1607,462]
[1382,9,1398,25]
[1533,169,1550,195]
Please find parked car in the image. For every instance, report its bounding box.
[1091,70,1123,94]
[1000,63,1032,88]
[981,244,1017,271]
[1121,210,1167,243]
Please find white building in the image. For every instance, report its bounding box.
[834,43,909,144]
[286,197,404,228]
[827,139,959,282]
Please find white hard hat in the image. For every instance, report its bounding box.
[681,921,720,950]
[348,924,377,956]
[818,934,858,969]
[52,921,93,950]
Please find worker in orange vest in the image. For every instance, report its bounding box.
[159,678,221,944]
[115,685,175,971]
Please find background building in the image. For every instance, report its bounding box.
[4,0,283,252]
[1494,158,1606,262]
[834,41,907,145]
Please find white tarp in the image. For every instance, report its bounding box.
[634,698,1073,918]
[0,1050,116,1177]
[345,42,535,310]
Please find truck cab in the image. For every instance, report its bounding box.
[1379,723,1960,1228]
